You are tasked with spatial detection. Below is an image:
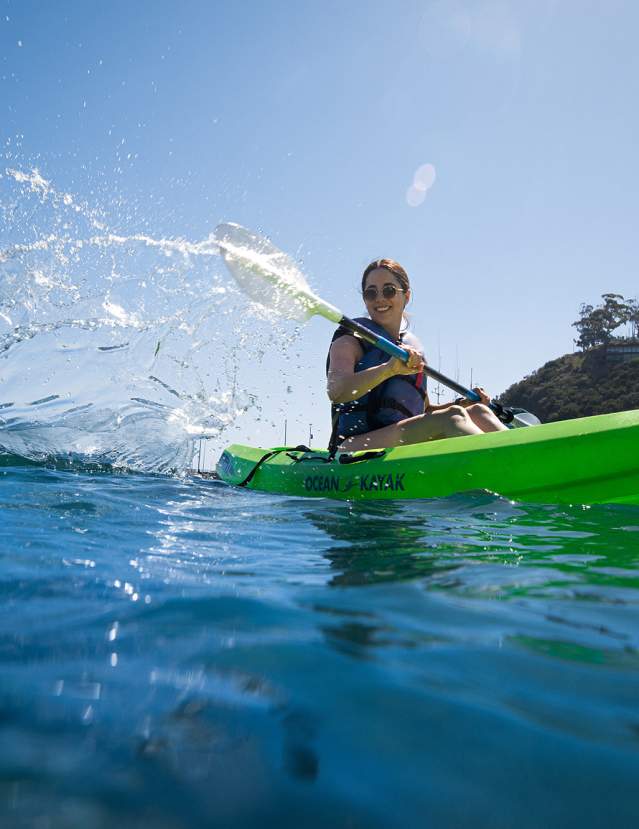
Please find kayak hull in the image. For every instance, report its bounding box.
[216,410,639,506]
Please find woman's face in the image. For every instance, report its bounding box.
[362,268,410,327]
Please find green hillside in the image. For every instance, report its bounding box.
[499,347,639,423]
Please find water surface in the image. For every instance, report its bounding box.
[2,461,638,828]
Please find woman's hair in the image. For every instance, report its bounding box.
[361,259,410,293]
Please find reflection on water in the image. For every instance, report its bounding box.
[304,499,463,587]
[302,496,639,670]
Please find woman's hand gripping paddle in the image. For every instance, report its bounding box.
[213,223,531,427]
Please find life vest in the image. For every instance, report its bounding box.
[327,317,427,447]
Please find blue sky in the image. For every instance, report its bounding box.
[2,0,638,450]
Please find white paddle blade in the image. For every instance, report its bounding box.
[213,223,340,323]
[510,409,541,428]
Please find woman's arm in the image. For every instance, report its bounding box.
[327,336,392,403]
[327,336,425,404]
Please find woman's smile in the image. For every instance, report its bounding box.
[362,267,408,334]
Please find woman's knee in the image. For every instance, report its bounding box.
[443,405,474,434]
[467,403,492,418]
[466,402,507,432]
[448,404,471,422]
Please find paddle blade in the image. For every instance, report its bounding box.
[213,223,341,323]
[509,409,541,428]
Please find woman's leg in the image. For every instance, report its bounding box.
[338,405,483,452]
[465,403,508,432]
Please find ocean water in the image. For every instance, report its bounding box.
[1,461,639,828]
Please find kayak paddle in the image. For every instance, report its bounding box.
[213,222,528,427]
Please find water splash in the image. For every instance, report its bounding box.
[0,167,298,472]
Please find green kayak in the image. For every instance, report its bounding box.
[216,410,639,506]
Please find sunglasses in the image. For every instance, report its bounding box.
[363,284,405,302]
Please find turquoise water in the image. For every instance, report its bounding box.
[2,460,639,828]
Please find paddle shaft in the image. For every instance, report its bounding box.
[339,315,516,425]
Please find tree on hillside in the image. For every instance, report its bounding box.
[572,293,635,350]
[627,298,639,339]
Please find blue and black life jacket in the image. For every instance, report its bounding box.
[327,317,427,450]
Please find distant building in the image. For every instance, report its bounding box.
[606,340,639,364]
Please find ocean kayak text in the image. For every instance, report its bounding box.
[303,473,406,494]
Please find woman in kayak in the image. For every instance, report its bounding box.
[327,259,507,452]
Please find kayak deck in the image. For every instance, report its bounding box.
[216,410,639,506]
